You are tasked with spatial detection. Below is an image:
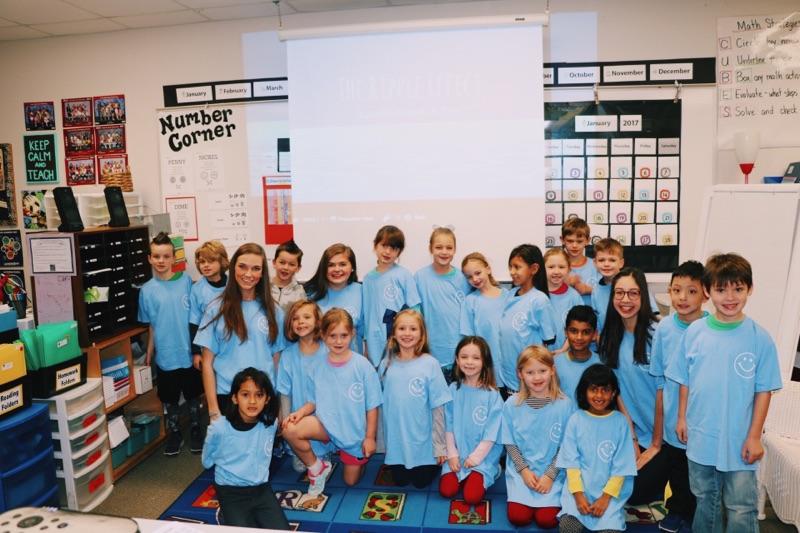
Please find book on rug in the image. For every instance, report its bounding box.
[359,492,406,521]
[448,499,491,525]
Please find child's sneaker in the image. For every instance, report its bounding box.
[307,459,332,496]
[164,430,183,456]
[189,426,205,454]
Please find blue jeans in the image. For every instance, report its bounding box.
[688,460,759,533]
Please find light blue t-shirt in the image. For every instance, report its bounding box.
[137,274,192,371]
[307,353,382,457]
[362,264,421,366]
[442,383,503,489]
[548,285,584,349]
[497,288,558,391]
[194,299,286,394]
[667,316,782,471]
[502,395,574,508]
[570,259,599,305]
[610,331,663,449]
[557,410,637,532]
[190,276,225,326]
[459,289,507,387]
[414,265,470,367]
[649,312,707,449]
[316,282,364,352]
[379,354,451,468]
[554,351,601,404]
[201,417,276,487]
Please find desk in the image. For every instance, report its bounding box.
[135,517,288,532]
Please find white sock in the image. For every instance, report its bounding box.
[308,459,323,476]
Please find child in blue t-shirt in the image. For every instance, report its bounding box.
[202,367,289,529]
[305,243,364,351]
[379,309,451,488]
[560,217,598,305]
[497,244,558,393]
[362,225,421,366]
[414,228,470,370]
[189,240,229,365]
[557,364,637,532]
[668,253,782,533]
[554,305,600,403]
[138,232,200,456]
[282,308,382,496]
[459,252,506,388]
[544,247,583,351]
[648,260,707,532]
[439,336,503,504]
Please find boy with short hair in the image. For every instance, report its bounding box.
[649,260,706,532]
[669,253,782,533]
[590,238,625,332]
[560,218,598,305]
[139,232,203,456]
[554,304,601,401]
[189,240,229,366]
[271,239,306,312]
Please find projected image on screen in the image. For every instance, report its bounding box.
[287,23,546,273]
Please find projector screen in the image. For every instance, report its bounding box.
[287,22,545,277]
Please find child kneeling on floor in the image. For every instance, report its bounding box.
[201,367,290,529]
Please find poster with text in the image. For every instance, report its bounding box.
[544,100,681,272]
[0,145,18,227]
[165,196,199,241]
[262,175,293,244]
[0,230,23,267]
[24,134,58,184]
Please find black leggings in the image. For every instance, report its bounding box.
[214,482,290,530]
[559,514,622,533]
[387,464,440,489]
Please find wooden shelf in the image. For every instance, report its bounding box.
[112,431,166,481]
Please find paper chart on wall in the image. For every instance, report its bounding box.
[162,155,195,196]
[544,100,681,272]
[717,12,800,148]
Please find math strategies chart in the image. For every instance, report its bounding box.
[544,100,681,272]
[717,12,800,148]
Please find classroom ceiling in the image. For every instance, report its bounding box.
[0,0,500,41]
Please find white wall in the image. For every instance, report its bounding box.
[0,0,798,276]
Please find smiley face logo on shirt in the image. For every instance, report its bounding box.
[182,294,191,310]
[257,315,269,334]
[455,289,466,303]
[348,382,365,402]
[549,422,562,443]
[597,440,616,463]
[511,312,528,335]
[383,285,399,302]
[472,406,488,425]
[408,377,426,398]
[734,352,757,379]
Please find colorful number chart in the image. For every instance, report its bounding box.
[544,100,681,271]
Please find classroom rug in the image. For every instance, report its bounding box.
[159,454,662,532]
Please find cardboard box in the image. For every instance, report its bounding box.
[133,365,152,394]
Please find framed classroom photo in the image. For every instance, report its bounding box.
[98,154,127,181]
[24,101,56,131]
[66,156,97,186]
[93,94,126,125]
[95,124,126,154]
[62,97,93,128]
[63,127,95,157]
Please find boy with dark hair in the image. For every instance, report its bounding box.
[554,305,601,402]
[139,232,203,455]
[668,253,782,533]
[271,239,306,312]
[560,217,597,305]
[649,260,706,532]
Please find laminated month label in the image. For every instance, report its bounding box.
[0,383,23,416]
[56,363,81,391]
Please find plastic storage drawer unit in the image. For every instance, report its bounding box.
[0,446,57,512]
[0,403,52,472]
[57,450,112,510]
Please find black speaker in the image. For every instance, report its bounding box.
[104,186,130,227]
[53,187,84,232]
